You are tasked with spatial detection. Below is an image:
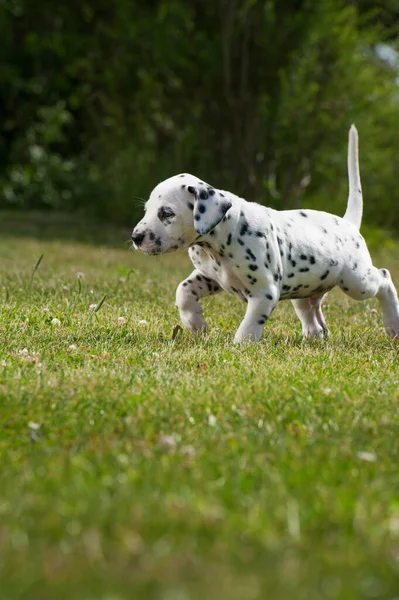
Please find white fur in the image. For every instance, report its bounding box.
[132,127,399,343]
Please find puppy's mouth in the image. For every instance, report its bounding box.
[133,244,164,256]
[132,237,188,255]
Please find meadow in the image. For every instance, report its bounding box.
[1,212,399,599]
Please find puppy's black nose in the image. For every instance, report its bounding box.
[131,231,145,246]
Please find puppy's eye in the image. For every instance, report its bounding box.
[157,207,175,222]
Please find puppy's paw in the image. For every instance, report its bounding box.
[302,325,324,339]
[179,310,208,335]
[384,323,399,339]
[233,325,263,344]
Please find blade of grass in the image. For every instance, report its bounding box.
[29,254,44,289]
[94,294,107,313]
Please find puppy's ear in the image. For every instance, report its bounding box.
[188,185,232,235]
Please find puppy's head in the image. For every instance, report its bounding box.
[131,174,232,254]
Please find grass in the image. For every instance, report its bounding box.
[1,212,399,600]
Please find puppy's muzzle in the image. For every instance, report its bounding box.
[131,231,145,247]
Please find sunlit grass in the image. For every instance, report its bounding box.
[1,213,399,600]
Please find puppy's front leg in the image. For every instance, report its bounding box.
[176,270,221,334]
[234,293,278,344]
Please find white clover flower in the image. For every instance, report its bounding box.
[51,318,61,326]
[159,434,177,448]
[28,421,40,430]
[208,414,217,427]
[89,303,97,312]
[117,317,127,325]
[138,319,149,326]
[357,451,377,463]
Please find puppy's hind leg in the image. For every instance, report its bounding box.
[310,294,330,337]
[340,265,399,338]
[376,269,399,338]
[291,298,328,338]
[176,270,222,334]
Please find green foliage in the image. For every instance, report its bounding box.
[1,0,399,227]
[1,214,399,598]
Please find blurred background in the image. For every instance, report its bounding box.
[1,0,399,229]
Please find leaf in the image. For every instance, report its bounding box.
[94,295,107,313]
[172,324,182,340]
[29,254,44,288]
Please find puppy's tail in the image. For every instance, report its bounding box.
[343,124,362,230]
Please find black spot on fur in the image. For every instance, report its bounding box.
[198,204,206,214]
[265,293,273,300]
[187,186,196,195]
[227,233,232,245]
[300,211,308,218]
[309,256,316,264]
[282,285,291,291]
[299,267,309,273]
[320,270,329,280]
[249,264,258,271]
[199,190,208,200]
[238,238,244,246]
[240,222,249,236]
[288,273,294,278]
[187,202,194,210]
[300,254,307,260]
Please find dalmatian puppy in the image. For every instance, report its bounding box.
[131,126,399,343]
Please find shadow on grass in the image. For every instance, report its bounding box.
[0,210,133,248]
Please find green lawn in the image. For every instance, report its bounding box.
[1,213,399,600]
